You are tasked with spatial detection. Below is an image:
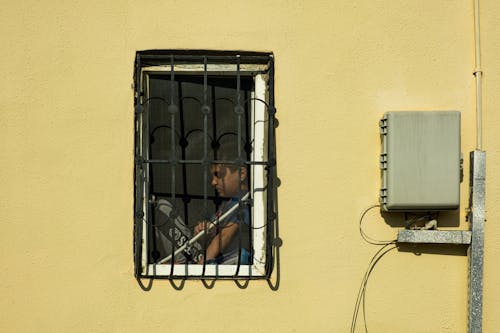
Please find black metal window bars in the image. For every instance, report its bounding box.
[133,51,278,281]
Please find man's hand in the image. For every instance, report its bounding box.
[194,220,216,237]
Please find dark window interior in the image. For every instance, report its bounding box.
[146,75,253,263]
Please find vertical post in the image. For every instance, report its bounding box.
[134,53,145,277]
[266,55,277,278]
[468,150,485,333]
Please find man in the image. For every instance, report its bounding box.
[194,147,252,265]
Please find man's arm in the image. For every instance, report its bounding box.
[197,221,239,264]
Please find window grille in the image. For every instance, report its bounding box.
[133,50,278,280]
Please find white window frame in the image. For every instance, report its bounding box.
[136,62,271,278]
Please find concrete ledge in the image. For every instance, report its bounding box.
[397,230,472,245]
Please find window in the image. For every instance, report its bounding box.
[133,51,278,279]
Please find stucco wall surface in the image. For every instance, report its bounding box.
[1,1,499,332]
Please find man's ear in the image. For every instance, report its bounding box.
[239,167,247,182]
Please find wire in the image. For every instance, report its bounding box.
[359,205,396,245]
[350,242,397,333]
[404,212,438,229]
[353,204,398,332]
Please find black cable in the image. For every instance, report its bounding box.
[359,205,395,245]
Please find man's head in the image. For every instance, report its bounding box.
[211,140,248,198]
[210,164,247,198]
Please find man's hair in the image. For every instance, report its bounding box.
[215,140,247,172]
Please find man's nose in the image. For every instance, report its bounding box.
[211,176,217,187]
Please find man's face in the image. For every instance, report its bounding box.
[210,164,245,198]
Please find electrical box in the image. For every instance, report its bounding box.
[380,111,461,212]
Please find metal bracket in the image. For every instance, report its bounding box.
[468,150,485,333]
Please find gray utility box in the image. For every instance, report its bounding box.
[380,111,461,212]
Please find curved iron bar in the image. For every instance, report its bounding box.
[169,279,186,290]
[214,97,236,106]
[185,128,214,142]
[234,279,250,289]
[150,125,181,140]
[180,96,202,105]
[136,277,154,291]
[243,97,270,109]
[142,96,169,105]
[201,279,216,289]
[216,131,238,143]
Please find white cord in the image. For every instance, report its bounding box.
[474,0,483,150]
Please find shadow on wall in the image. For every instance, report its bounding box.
[397,243,468,256]
[381,210,460,228]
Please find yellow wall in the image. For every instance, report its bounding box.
[1,1,499,332]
